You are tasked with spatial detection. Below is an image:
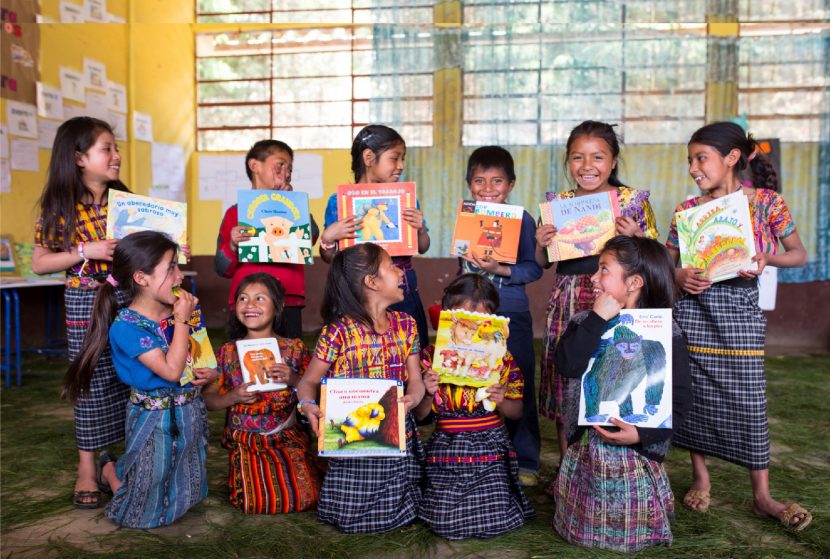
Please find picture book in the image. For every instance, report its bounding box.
[235,338,287,392]
[539,190,621,261]
[318,377,406,457]
[675,191,756,283]
[336,182,418,257]
[0,237,15,274]
[12,243,63,279]
[450,200,524,264]
[106,190,188,264]
[578,309,673,429]
[431,309,510,388]
[237,190,313,265]
[159,300,217,386]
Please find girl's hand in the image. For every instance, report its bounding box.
[422,369,440,396]
[323,216,363,243]
[191,367,218,387]
[267,363,293,385]
[465,253,507,276]
[485,383,506,406]
[83,239,118,261]
[535,224,557,247]
[232,381,259,405]
[179,244,192,263]
[676,267,711,295]
[401,208,425,231]
[301,403,322,436]
[593,292,623,321]
[229,226,254,251]
[738,252,767,279]
[615,216,642,237]
[593,418,640,445]
[173,290,198,322]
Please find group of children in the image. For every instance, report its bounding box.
[32,114,811,549]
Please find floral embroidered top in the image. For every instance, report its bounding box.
[109,308,182,390]
[35,202,110,276]
[216,338,310,433]
[421,345,523,417]
[666,188,797,255]
[314,311,419,382]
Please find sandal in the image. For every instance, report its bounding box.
[97,451,117,496]
[72,490,102,509]
[683,489,711,513]
[756,503,813,532]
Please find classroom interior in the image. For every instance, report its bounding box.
[1,0,828,353]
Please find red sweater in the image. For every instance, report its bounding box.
[214,205,318,306]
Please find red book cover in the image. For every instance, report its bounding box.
[336,182,418,257]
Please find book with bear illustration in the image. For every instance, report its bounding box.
[237,189,313,265]
[539,190,620,262]
[160,295,217,386]
[431,309,510,388]
[674,190,756,283]
[336,182,418,257]
[318,377,406,457]
[450,200,524,264]
[106,191,188,264]
[235,337,286,392]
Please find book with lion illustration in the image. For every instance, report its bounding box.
[336,182,418,257]
[237,189,313,265]
[431,309,510,388]
[539,190,620,262]
[675,190,756,283]
[450,200,524,264]
[318,378,406,457]
[106,191,188,264]
[159,303,217,386]
[235,337,286,392]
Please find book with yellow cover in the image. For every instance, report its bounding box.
[159,301,217,386]
[450,200,524,264]
[431,309,510,388]
[336,182,418,257]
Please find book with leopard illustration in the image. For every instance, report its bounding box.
[160,294,217,386]
[235,337,286,392]
[450,200,524,264]
[336,182,418,257]
[106,191,188,264]
[318,377,406,457]
[675,190,756,283]
[539,190,620,262]
[237,189,313,265]
[431,309,510,388]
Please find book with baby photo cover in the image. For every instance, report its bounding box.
[237,189,313,265]
[235,337,287,392]
[318,377,406,457]
[336,182,418,257]
[431,309,510,388]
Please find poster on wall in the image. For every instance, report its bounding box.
[0,0,40,103]
[60,67,85,102]
[60,1,85,23]
[6,101,37,139]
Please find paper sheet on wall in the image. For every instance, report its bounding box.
[38,118,60,149]
[133,111,153,142]
[84,0,107,22]
[83,58,107,91]
[86,90,109,120]
[108,111,127,141]
[0,125,8,159]
[10,139,39,172]
[60,67,85,102]
[198,153,249,210]
[758,265,778,311]
[0,159,10,193]
[107,81,127,113]
[6,101,38,139]
[150,143,186,202]
[63,103,85,120]
[60,1,84,22]
[292,153,323,198]
[36,83,64,120]
[106,12,125,23]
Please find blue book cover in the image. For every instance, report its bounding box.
[237,190,313,265]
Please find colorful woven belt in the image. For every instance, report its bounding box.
[65,275,105,289]
[434,414,502,433]
[130,388,198,410]
[427,451,516,464]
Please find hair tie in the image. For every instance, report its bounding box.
[106,274,119,287]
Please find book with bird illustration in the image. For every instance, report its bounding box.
[675,191,756,283]
[336,182,418,257]
[237,189,313,265]
[318,377,406,457]
[539,190,621,262]
[235,337,286,392]
[450,200,524,264]
[160,294,217,386]
[431,309,510,388]
[106,190,188,264]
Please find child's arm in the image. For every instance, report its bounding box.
[739,230,807,279]
[414,368,439,420]
[666,246,711,295]
[31,240,117,275]
[401,353,426,413]
[202,380,257,410]
[534,223,557,269]
[554,293,619,378]
[402,207,431,254]
[319,217,362,263]
[214,206,249,278]
[136,294,197,382]
[295,356,328,436]
[484,383,522,420]
[501,212,544,284]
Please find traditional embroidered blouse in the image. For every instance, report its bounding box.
[548,185,660,240]
[35,202,110,276]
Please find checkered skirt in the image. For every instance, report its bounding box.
[317,413,424,533]
[671,283,769,469]
[65,287,130,451]
[419,419,534,540]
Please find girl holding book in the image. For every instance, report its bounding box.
[296,243,426,533]
[202,273,322,514]
[319,125,431,347]
[415,273,534,540]
[666,122,810,530]
[552,235,692,552]
[74,231,211,528]
[536,120,659,466]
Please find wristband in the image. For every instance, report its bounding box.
[77,241,86,260]
[320,240,336,251]
[297,399,317,415]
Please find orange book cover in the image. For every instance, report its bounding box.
[336,183,418,257]
[450,200,524,264]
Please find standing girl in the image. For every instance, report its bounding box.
[32,116,128,509]
[666,122,811,530]
[416,273,534,540]
[203,272,323,514]
[72,231,210,528]
[536,120,659,464]
[552,236,692,552]
[319,124,431,347]
[296,243,426,533]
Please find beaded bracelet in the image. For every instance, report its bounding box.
[297,399,317,415]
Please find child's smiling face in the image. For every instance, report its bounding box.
[687,143,738,194]
[235,282,278,334]
[364,142,405,184]
[468,166,515,204]
[567,135,617,194]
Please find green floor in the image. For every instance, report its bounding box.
[1,349,828,558]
